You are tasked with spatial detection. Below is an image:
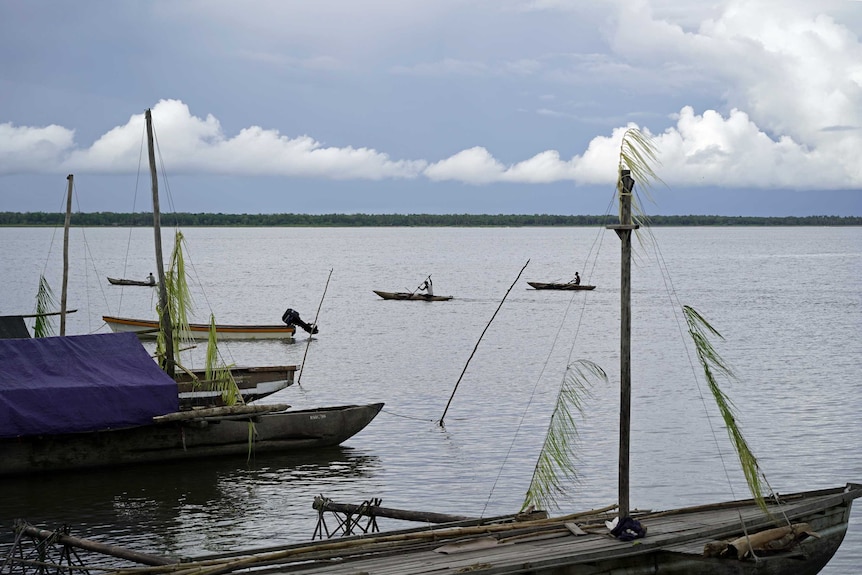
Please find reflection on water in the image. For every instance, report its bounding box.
[0,447,380,556]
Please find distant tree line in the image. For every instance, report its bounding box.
[0,212,859,227]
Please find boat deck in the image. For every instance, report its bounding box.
[168,484,859,575]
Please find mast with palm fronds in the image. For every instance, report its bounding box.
[145,108,175,377]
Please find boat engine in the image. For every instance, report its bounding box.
[282,308,319,334]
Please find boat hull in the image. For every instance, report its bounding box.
[175,365,297,408]
[373,290,453,301]
[107,277,156,287]
[221,484,860,575]
[102,315,296,340]
[527,282,596,291]
[0,403,384,477]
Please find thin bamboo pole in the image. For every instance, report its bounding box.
[439,259,530,426]
[60,174,73,336]
[297,268,332,386]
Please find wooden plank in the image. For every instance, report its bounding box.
[152,403,290,423]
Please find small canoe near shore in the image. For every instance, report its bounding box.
[102,315,296,340]
[373,290,453,301]
[527,281,596,291]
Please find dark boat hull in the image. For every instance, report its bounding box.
[0,403,384,476]
[107,277,156,287]
[373,290,453,301]
[528,281,596,291]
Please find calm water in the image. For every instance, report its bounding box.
[1,226,860,573]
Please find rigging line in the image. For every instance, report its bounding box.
[116,122,148,318]
[68,182,112,334]
[148,119,234,368]
[147,121,229,367]
[381,408,435,422]
[37,180,67,281]
[483,193,618,516]
[438,259,530,427]
[297,268,333,386]
[647,218,788,533]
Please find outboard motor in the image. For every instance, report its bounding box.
[282,308,319,334]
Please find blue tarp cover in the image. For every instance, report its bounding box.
[0,332,179,438]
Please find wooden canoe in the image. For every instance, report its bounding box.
[107,277,156,287]
[527,281,596,291]
[0,402,384,476]
[196,483,861,575]
[102,315,296,341]
[373,290,453,301]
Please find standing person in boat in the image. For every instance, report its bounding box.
[147,272,156,285]
[419,276,433,296]
[572,272,581,285]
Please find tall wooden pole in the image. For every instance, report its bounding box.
[607,169,637,518]
[60,174,73,336]
[146,109,174,376]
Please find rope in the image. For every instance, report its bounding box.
[641,187,787,557]
[482,192,618,517]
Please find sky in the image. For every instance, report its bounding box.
[1,0,861,217]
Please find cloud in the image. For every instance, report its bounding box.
[60,100,427,180]
[2,98,860,189]
[0,123,75,174]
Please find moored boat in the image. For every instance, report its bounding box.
[0,325,381,478]
[102,315,296,340]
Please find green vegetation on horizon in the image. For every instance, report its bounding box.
[1,212,859,227]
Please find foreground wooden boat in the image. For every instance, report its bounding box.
[527,281,596,291]
[211,484,862,574]
[11,484,857,574]
[102,315,296,340]
[373,290,453,301]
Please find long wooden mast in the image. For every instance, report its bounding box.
[145,109,175,376]
[607,169,637,518]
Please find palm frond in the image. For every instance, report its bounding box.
[522,360,606,512]
[617,128,663,229]
[247,421,256,462]
[156,230,194,366]
[33,275,57,338]
[205,314,241,406]
[683,305,767,511]
[166,230,194,352]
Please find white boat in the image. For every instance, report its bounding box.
[102,315,296,341]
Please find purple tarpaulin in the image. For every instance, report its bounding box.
[0,332,179,438]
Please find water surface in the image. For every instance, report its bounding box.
[1,225,860,573]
